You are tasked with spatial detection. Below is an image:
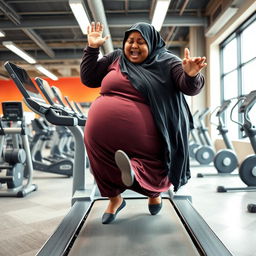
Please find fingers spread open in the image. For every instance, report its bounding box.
[184,48,190,59]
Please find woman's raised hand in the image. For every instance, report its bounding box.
[182,48,207,77]
[87,22,109,48]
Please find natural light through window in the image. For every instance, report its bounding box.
[242,59,256,95]
[223,38,237,73]
[223,71,238,100]
[241,21,256,63]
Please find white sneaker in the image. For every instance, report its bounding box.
[115,150,134,187]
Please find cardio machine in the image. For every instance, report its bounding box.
[197,100,239,177]
[35,77,89,168]
[4,61,232,256]
[0,101,37,197]
[20,77,74,177]
[189,110,201,159]
[192,108,215,165]
[217,90,256,196]
[213,99,238,173]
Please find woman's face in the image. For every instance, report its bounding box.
[124,31,149,64]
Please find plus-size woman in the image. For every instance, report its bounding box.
[80,21,206,224]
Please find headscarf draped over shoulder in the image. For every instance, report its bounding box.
[119,22,193,192]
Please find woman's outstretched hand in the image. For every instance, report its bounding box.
[87,22,109,48]
[182,48,207,77]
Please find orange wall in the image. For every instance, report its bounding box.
[0,76,100,113]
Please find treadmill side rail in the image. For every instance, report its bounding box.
[36,201,92,256]
[172,197,233,256]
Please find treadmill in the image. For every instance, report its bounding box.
[4,61,233,256]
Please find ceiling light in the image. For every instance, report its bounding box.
[205,6,238,37]
[151,0,171,31]
[69,0,90,35]
[35,65,58,81]
[0,30,6,37]
[2,41,36,64]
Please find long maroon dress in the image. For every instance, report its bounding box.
[84,59,171,197]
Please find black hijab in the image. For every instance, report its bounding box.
[119,22,192,192]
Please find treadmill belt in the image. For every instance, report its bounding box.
[69,199,200,256]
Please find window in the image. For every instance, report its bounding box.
[223,70,237,100]
[220,12,256,139]
[223,39,237,74]
[241,21,256,63]
[242,59,256,95]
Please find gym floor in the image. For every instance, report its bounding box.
[0,162,255,256]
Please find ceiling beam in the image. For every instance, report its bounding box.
[0,15,207,30]
[22,28,55,58]
[0,0,55,58]
[0,0,21,24]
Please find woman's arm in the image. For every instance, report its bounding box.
[170,48,206,95]
[80,21,118,88]
[80,46,112,88]
[171,61,204,96]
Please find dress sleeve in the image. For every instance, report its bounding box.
[170,60,204,96]
[80,46,119,88]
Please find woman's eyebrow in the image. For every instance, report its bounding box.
[128,37,145,41]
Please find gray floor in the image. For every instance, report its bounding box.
[0,163,256,256]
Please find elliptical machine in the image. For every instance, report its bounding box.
[193,108,215,165]
[217,90,256,198]
[237,91,256,187]
[213,100,238,173]
[189,110,201,159]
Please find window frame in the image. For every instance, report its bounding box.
[220,12,256,139]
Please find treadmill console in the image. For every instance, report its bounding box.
[4,62,46,105]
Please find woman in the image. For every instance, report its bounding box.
[80,22,206,224]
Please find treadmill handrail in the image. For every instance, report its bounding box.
[25,98,86,126]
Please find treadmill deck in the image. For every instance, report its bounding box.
[69,198,201,256]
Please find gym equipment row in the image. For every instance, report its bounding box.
[34,77,89,169]
[4,62,233,255]
[190,93,256,212]
[29,116,74,177]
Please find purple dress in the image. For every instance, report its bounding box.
[84,59,171,197]
[82,46,204,197]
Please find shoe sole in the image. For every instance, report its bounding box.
[115,150,134,187]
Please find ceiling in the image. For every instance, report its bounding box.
[0,0,211,79]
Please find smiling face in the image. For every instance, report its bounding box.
[124,31,149,64]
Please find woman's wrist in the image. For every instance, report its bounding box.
[88,43,100,49]
[86,46,100,54]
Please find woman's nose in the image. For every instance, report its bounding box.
[131,41,139,48]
